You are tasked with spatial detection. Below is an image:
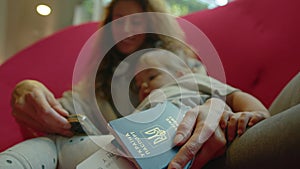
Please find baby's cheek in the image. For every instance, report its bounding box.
[138,91,144,102]
[150,82,162,90]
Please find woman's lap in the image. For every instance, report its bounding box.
[205,73,300,169]
[269,73,300,115]
[204,104,300,169]
[227,104,300,168]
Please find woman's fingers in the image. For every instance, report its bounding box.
[13,103,73,137]
[27,91,71,129]
[47,95,70,117]
[26,90,72,135]
[13,109,44,133]
[169,106,203,169]
[169,98,226,169]
[173,108,198,145]
[170,126,226,169]
[190,127,226,169]
[169,123,205,169]
[15,114,73,138]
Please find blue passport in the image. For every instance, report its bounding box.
[107,101,192,169]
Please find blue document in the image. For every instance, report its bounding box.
[108,101,192,169]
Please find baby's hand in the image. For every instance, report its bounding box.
[220,111,267,142]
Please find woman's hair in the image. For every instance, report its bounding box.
[95,0,197,101]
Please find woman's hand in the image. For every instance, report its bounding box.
[168,98,228,169]
[11,80,73,138]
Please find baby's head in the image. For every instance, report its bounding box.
[134,49,202,101]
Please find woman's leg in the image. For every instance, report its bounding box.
[226,104,300,169]
[269,73,300,115]
[55,135,101,169]
[205,73,300,169]
[0,137,57,169]
[204,104,300,169]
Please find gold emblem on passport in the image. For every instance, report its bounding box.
[143,126,167,146]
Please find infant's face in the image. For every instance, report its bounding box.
[135,68,176,101]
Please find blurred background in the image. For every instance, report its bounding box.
[0,0,232,65]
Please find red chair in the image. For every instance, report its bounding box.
[1,0,299,151]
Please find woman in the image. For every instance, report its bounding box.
[11,0,193,135]
[11,0,223,168]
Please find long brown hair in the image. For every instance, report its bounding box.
[95,0,196,101]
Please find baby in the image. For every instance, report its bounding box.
[134,49,267,139]
[134,49,206,101]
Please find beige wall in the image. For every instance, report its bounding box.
[0,0,7,64]
[1,0,80,65]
